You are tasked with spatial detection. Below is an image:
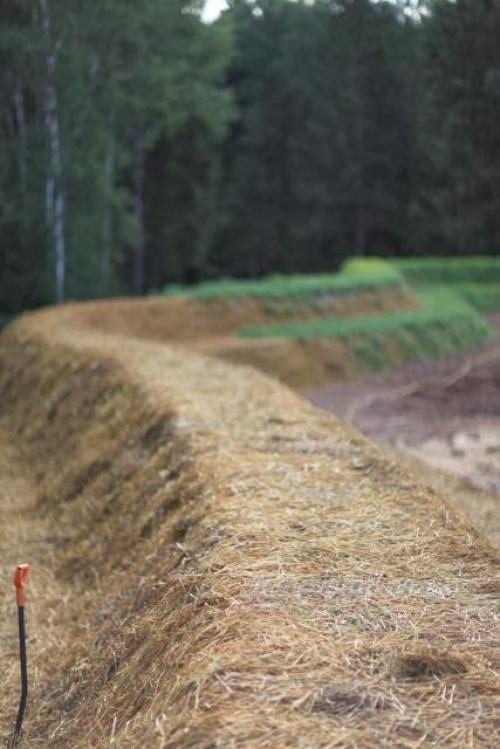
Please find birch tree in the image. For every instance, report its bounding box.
[38,0,66,303]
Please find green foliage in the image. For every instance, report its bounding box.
[239,288,494,371]
[415,0,500,253]
[3,0,500,317]
[212,0,419,277]
[0,0,233,313]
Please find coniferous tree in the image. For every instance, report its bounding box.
[2,0,500,320]
[214,0,418,276]
[416,0,500,254]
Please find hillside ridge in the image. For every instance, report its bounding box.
[0,303,498,748]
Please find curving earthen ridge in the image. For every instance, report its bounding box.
[0,301,499,748]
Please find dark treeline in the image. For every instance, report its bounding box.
[1,0,500,316]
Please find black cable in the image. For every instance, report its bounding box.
[8,606,28,748]
[15,606,28,738]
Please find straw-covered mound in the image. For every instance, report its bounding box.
[65,285,414,344]
[55,289,419,388]
[0,303,499,748]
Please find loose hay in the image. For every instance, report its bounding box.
[0,303,498,748]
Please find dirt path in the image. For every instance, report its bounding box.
[303,330,500,545]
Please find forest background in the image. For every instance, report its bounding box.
[2,0,499,319]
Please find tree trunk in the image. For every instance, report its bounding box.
[195,155,219,275]
[100,128,115,296]
[132,128,145,295]
[353,63,366,257]
[13,86,27,194]
[39,0,66,304]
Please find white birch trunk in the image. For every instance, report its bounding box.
[39,0,66,304]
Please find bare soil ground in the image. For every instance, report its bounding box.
[304,316,500,546]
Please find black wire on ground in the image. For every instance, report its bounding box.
[7,606,28,749]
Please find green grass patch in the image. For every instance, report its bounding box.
[160,268,404,302]
[157,255,499,371]
[450,283,500,312]
[239,289,494,371]
[341,257,401,280]
[343,256,500,311]
[388,256,500,286]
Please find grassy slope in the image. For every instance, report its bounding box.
[240,288,494,372]
[153,259,497,378]
[344,257,500,311]
[224,257,499,372]
[391,256,500,285]
[391,257,500,313]
[432,282,500,312]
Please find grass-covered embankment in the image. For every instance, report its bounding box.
[348,256,500,313]
[159,266,418,323]
[451,283,500,312]
[343,256,500,312]
[391,256,500,286]
[152,256,499,382]
[240,288,494,372]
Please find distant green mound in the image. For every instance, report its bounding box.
[157,254,499,373]
[343,256,500,313]
[240,287,493,372]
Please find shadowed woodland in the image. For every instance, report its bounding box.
[2,0,500,319]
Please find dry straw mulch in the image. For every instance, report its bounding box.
[55,288,417,388]
[0,302,498,748]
